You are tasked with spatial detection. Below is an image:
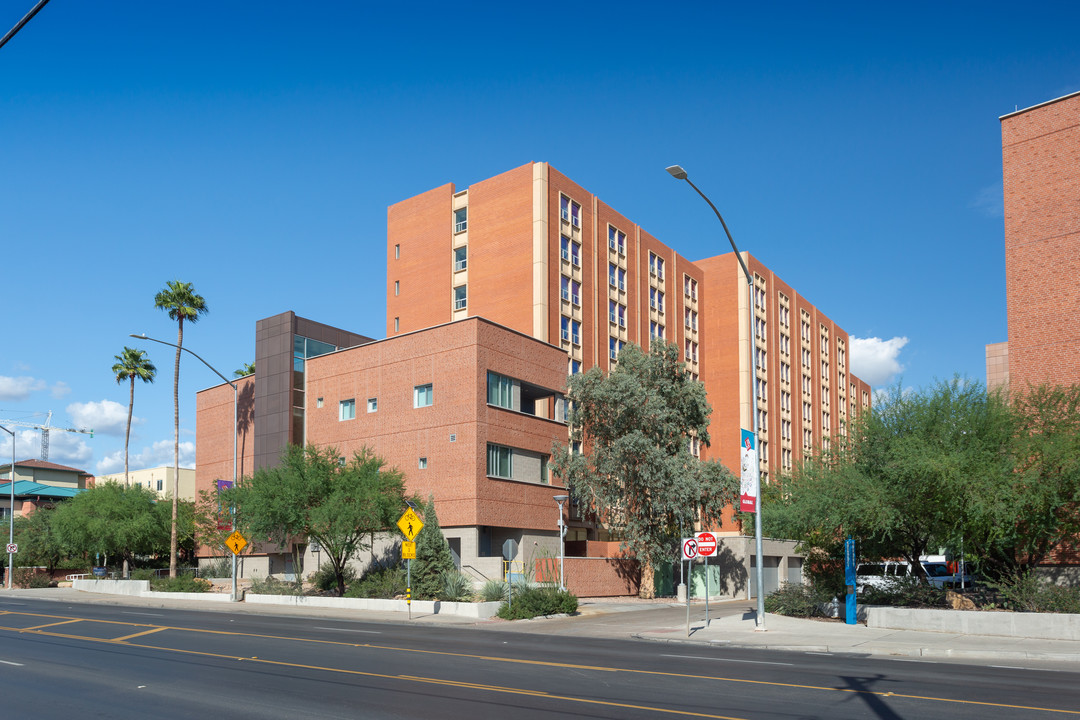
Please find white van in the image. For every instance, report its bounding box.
[856,560,970,590]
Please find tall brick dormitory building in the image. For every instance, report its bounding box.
[197,162,869,596]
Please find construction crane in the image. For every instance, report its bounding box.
[0,411,94,461]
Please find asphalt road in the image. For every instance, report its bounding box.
[1,598,1077,719]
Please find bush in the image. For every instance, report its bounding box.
[310,563,358,594]
[480,579,508,602]
[150,573,211,593]
[247,575,303,596]
[439,570,473,601]
[496,586,578,620]
[201,557,233,579]
[992,572,1080,614]
[860,576,946,608]
[15,568,53,589]
[131,568,156,581]
[764,582,831,617]
[345,565,406,599]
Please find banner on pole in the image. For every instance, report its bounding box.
[739,428,759,512]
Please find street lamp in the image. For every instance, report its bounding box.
[553,494,569,591]
[665,165,766,630]
[2,425,13,589]
[130,333,240,602]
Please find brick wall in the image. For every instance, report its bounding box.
[536,556,641,597]
[1002,92,1080,390]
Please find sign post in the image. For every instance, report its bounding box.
[397,508,424,620]
[502,539,517,610]
[696,531,717,627]
[681,537,698,636]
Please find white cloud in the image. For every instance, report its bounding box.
[51,381,71,399]
[96,439,196,474]
[850,336,909,387]
[0,375,46,401]
[971,182,1004,218]
[39,430,93,467]
[66,399,132,437]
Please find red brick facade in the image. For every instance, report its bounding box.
[1002,91,1080,390]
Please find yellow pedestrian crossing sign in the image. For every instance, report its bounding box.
[225,530,248,555]
[402,541,416,559]
[397,508,423,541]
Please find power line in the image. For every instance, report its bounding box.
[0,0,52,52]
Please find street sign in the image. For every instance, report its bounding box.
[502,538,517,561]
[402,541,416,560]
[695,531,717,557]
[681,537,698,561]
[397,508,423,541]
[225,530,248,555]
[6,543,17,554]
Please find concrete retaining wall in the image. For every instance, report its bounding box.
[243,594,501,618]
[866,606,1080,640]
[73,579,150,595]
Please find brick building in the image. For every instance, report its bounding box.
[388,162,871,536]
[989,90,1080,390]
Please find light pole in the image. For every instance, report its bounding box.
[130,334,239,601]
[553,494,569,591]
[2,425,14,589]
[665,165,766,630]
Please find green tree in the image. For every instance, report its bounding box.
[769,378,1014,575]
[13,508,65,572]
[411,495,456,599]
[51,483,171,569]
[111,346,156,486]
[154,280,208,577]
[234,361,255,378]
[551,341,738,596]
[233,445,405,596]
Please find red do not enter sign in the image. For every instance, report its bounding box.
[695,531,717,557]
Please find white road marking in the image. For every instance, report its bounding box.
[805,652,833,656]
[122,612,165,617]
[0,660,25,666]
[312,627,381,634]
[661,654,792,666]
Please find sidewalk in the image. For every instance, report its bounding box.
[5,587,1080,664]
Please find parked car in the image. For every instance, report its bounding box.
[856,560,973,591]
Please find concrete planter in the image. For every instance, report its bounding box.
[866,606,1080,640]
[242,593,501,618]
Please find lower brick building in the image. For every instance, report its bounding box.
[197,315,582,582]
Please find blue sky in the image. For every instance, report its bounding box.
[2,1,1078,474]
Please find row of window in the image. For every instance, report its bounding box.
[649,287,665,313]
[608,226,626,255]
[649,252,665,280]
[560,195,582,227]
[561,277,581,305]
[338,385,431,421]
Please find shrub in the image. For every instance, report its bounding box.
[247,575,303,596]
[151,573,211,593]
[496,586,578,620]
[15,568,53,589]
[992,572,1080,614]
[479,579,508,602]
[411,497,456,599]
[202,557,233,579]
[439,570,473,601]
[346,565,406,599]
[131,568,156,581]
[310,563,358,595]
[860,576,946,608]
[764,582,831,617]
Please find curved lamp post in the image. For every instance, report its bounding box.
[2,425,13,589]
[665,165,766,630]
[130,333,239,602]
[553,494,569,591]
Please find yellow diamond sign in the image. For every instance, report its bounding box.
[402,541,416,560]
[225,530,248,555]
[397,508,423,541]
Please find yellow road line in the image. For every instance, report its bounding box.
[2,611,1078,716]
[20,619,84,631]
[112,626,170,642]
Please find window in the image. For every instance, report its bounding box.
[755,317,767,340]
[780,334,790,355]
[650,321,664,339]
[560,316,580,344]
[802,348,811,368]
[560,195,581,227]
[394,317,399,333]
[339,399,356,421]
[569,358,582,375]
[649,252,665,278]
[608,301,625,327]
[561,277,581,305]
[657,290,664,313]
[756,347,767,370]
[781,390,791,412]
[394,244,400,259]
[561,236,581,266]
[803,401,812,422]
[756,377,767,398]
[561,194,570,221]
[754,282,766,310]
[414,384,433,408]
[610,337,626,360]
[608,226,625,254]
[316,397,324,408]
[684,275,697,301]
[418,457,428,469]
[487,371,514,409]
[367,398,377,413]
[650,287,657,309]
[571,200,580,227]
[801,319,811,342]
[394,280,400,296]
[609,264,625,291]
[454,207,467,233]
[156,478,163,492]
[454,246,467,272]
[453,285,467,310]
[487,444,512,479]
[780,362,790,383]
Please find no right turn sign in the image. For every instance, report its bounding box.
[6,543,17,554]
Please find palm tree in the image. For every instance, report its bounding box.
[234,361,255,378]
[154,280,208,577]
[111,347,156,486]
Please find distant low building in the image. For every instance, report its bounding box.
[0,459,91,518]
[95,465,196,502]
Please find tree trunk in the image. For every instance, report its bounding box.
[639,562,655,599]
[170,317,183,579]
[125,375,134,486]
